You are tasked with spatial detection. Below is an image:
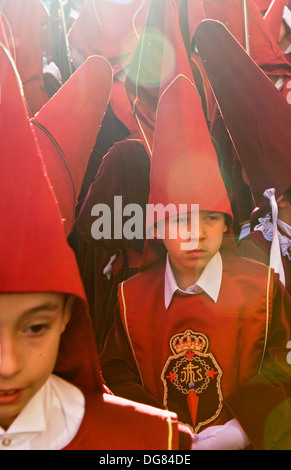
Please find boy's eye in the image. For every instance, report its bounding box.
[205,214,220,222]
[24,324,50,336]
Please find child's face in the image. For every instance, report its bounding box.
[0,292,72,430]
[162,210,227,278]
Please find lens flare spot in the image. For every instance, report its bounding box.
[127,29,176,89]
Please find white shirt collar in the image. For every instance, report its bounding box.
[164,251,223,309]
[0,385,47,436]
[0,375,84,450]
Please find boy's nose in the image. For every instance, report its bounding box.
[198,221,207,240]
[0,338,23,379]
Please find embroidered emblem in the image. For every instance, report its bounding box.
[161,329,223,433]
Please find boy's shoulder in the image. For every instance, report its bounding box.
[221,247,269,268]
[238,232,270,265]
[120,259,166,290]
[238,231,271,251]
[221,249,273,282]
[64,390,192,450]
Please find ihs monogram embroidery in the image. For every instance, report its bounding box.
[161,329,223,433]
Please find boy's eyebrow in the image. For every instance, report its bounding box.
[203,211,222,215]
[21,302,62,318]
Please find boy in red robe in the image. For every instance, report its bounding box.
[100,1,291,450]
[194,19,291,297]
[0,43,192,451]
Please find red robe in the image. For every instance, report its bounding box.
[63,391,192,450]
[75,136,150,352]
[100,250,291,449]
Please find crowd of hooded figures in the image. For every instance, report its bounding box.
[0,0,291,451]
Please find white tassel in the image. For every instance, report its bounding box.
[263,188,286,286]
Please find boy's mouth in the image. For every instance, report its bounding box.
[186,249,206,255]
[0,389,23,404]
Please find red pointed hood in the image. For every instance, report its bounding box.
[110,78,140,134]
[31,56,113,237]
[1,0,52,115]
[202,0,291,78]
[195,19,291,210]
[264,0,287,42]
[138,1,232,269]
[126,0,207,157]
[68,0,151,74]
[187,0,206,40]
[140,1,232,233]
[0,44,104,393]
[0,13,10,52]
[254,0,272,10]
[125,0,169,157]
[173,0,206,56]
[283,3,291,30]
[67,0,149,133]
